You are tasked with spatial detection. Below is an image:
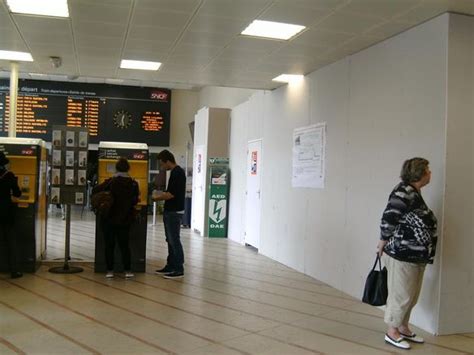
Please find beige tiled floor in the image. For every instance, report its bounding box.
[0,207,473,354]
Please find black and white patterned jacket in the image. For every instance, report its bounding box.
[380,182,437,264]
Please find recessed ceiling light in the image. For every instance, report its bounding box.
[272,74,304,83]
[29,73,47,77]
[6,0,69,17]
[0,50,33,62]
[241,20,305,40]
[120,59,161,71]
[106,78,124,84]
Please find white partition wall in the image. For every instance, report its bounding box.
[228,92,266,244]
[228,13,473,334]
[228,102,249,244]
[441,14,474,334]
[191,107,230,237]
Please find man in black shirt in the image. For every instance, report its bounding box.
[152,150,186,279]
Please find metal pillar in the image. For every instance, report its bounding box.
[49,204,83,274]
[8,61,19,137]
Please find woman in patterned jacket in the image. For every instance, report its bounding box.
[377,158,437,350]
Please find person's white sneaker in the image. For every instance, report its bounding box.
[105,271,114,279]
[125,271,134,279]
[385,334,411,349]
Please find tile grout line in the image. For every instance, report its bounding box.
[0,335,26,355]
[86,266,470,354]
[146,247,348,292]
[0,300,100,355]
[1,279,176,355]
[142,263,368,316]
[83,264,349,319]
[31,274,251,355]
[74,267,399,352]
[152,260,356,303]
[33,274,326,355]
[73,268,398,354]
[45,272,257,333]
[34,272,328,355]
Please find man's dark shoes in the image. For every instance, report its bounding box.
[155,265,173,274]
[11,272,23,279]
[163,271,184,279]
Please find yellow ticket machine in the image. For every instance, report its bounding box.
[94,142,148,272]
[0,138,47,272]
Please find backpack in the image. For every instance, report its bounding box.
[91,190,114,217]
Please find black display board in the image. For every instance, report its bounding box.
[0,79,171,145]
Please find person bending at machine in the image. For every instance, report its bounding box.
[0,152,23,279]
[92,157,139,279]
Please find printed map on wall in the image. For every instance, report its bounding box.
[292,122,326,188]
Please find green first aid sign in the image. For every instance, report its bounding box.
[208,192,227,237]
[208,162,228,238]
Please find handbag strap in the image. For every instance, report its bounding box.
[372,254,383,271]
[104,177,114,191]
[0,170,8,180]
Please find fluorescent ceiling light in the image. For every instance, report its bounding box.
[106,78,124,84]
[120,59,161,71]
[6,0,69,17]
[272,74,304,83]
[29,73,47,77]
[241,20,305,40]
[0,50,33,62]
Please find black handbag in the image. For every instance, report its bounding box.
[362,255,388,306]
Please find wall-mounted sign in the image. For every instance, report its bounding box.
[292,122,326,189]
[0,79,171,145]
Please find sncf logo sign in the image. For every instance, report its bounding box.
[150,91,169,101]
[133,153,145,160]
[21,149,34,155]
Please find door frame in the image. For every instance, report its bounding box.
[244,138,263,249]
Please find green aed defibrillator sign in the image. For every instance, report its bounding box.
[208,158,229,238]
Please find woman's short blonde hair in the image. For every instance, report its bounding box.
[400,157,429,183]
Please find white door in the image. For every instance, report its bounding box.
[245,139,262,249]
[191,145,206,235]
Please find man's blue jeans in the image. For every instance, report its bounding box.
[163,211,184,272]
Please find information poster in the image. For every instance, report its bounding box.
[292,122,326,189]
[50,125,88,205]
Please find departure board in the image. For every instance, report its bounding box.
[0,79,171,145]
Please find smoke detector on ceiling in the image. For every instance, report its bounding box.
[49,56,62,68]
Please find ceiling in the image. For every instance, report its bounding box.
[0,0,473,91]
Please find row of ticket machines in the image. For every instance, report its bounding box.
[0,138,149,273]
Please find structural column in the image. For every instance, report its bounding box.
[8,61,19,137]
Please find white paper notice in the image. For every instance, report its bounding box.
[75,192,84,204]
[51,188,60,204]
[78,170,86,186]
[292,122,326,188]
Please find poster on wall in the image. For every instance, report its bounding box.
[292,122,326,189]
[250,151,258,175]
[194,145,205,184]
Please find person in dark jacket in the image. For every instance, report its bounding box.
[0,152,23,278]
[377,157,437,350]
[152,150,186,279]
[92,157,139,279]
